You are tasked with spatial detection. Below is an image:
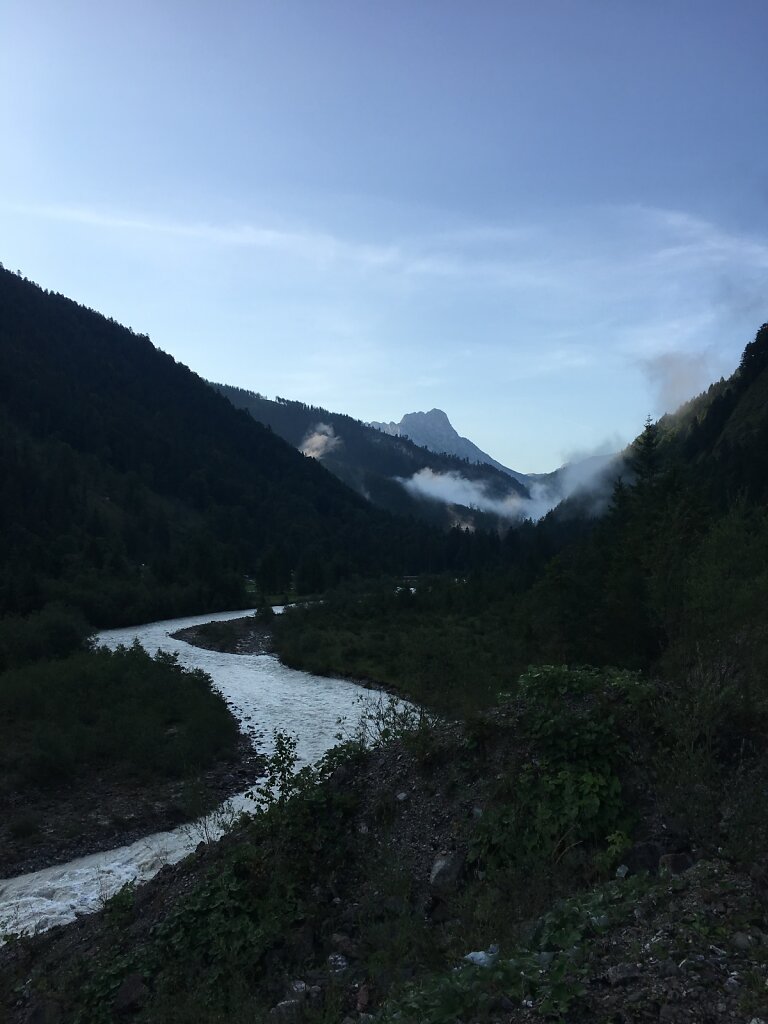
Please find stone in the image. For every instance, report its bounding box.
[396,791,409,802]
[268,1000,303,1022]
[113,973,149,1014]
[327,952,348,973]
[356,983,371,1011]
[26,1001,62,1024]
[464,944,499,968]
[658,960,679,978]
[331,932,359,958]
[732,931,752,951]
[429,851,465,894]
[606,963,641,986]
[659,852,693,876]
[624,841,663,875]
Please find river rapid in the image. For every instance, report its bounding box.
[0,607,377,939]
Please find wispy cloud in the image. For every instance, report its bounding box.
[8,198,767,396]
[12,202,403,270]
[299,422,342,460]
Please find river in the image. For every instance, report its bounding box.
[0,607,377,940]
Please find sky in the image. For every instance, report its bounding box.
[2,1,767,472]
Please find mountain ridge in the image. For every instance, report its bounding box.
[212,384,533,529]
[368,407,529,484]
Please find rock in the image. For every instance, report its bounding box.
[331,932,359,958]
[658,959,679,978]
[26,1001,62,1024]
[396,791,409,802]
[464,944,499,968]
[327,952,349,973]
[624,841,663,875]
[659,852,693,875]
[723,974,740,993]
[606,963,641,986]
[268,999,303,1022]
[356,983,371,1011]
[732,930,752,950]
[429,851,465,894]
[285,980,309,1001]
[429,898,455,924]
[113,973,149,1014]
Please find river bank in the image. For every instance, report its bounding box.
[0,734,265,878]
[0,608,387,941]
[170,614,274,655]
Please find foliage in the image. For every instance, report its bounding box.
[71,734,364,1021]
[380,876,649,1024]
[0,266,478,627]
[214,381,530,532]
[470,667,636,876]
[0,642,240,787]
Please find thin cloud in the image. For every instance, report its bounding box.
[299,422,342,460]
[638,350,714,415]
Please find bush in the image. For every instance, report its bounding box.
[0,643,240,788]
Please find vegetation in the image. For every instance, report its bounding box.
[0,643,240,790]
[5,658,768,1022]
[213,382,530,530]
[275,327,768,718]
[2,267,768,1023]
[0,266,486,629]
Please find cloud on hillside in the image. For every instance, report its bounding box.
[638,350,714,415]
[396,469,532,521]
[300,422,342,459]
[398,449,624,523]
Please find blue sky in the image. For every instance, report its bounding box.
[2,1,767,471]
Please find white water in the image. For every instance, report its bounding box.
[0,607,376,939]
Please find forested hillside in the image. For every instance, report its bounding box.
[0,268,476,630]
[275,323,768,711]
[213,382,530,529]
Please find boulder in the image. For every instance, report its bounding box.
[429,851,465,894]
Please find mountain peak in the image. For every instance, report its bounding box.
[369,409,527,483]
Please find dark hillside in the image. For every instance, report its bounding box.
[0,268,450,625]
[660,322,768,504]
[213,382,530,530]
[275,323,768,706]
